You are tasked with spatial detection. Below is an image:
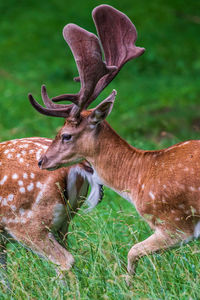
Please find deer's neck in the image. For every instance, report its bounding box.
[86,122,154,204]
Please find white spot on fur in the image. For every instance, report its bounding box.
[16,153,21,158]
[10,148,15,152]
[7,153,13,159]
[0,175,8,185]
[189,186,196,192]
[10,205,16,211]
[1,217,7,223]
[4,149,9,154]
[19,208,25,216]
[29,150,34,154]
[18,180,23,186]
[21,150,26,156]
[2,198,7,206]
[27,183,34,191]
[27,211,33,218]
[149,191,155,200]
[163,184,167,189]
[23,173,28,179]
[19,158,24,163]
[36,182,43,189]
[19,144,28,148]
[12,173,18,180]
[19,187,25,193]
[30,173,35,179]
[7,194,14,202]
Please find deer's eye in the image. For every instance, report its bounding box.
[62,134,72,142]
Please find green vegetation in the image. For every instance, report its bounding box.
[0,0,200,298]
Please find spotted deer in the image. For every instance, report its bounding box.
[0,137,103,285]
[28,5,200,275]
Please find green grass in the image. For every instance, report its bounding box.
[1,0,200,298]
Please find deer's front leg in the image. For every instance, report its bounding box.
[33,232,75,272]
[127,229,182,274]
[6,226,74,273]
[47,233,75,271]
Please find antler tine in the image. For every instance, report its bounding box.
[28,87,73,118]
[52,23,117,112]
[87,5,145,104]
[41,85,71,109]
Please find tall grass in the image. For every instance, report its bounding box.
[0,0,200,298]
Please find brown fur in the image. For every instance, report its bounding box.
[0,137,89,272]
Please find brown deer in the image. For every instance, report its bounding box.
[0,137,103,285]
[28,4,200,275]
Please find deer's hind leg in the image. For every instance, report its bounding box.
[127,228,189,275]
[5,224,74,273]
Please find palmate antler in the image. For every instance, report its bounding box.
[28,4,145,118]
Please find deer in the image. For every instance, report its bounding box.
[0,137,103,287]
[28,4,200,276]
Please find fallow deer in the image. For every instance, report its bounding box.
[0,137,103,285]
[28,5,200,275]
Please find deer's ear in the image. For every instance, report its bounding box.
[88,90,117,125]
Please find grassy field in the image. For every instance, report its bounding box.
[0,0,200,298]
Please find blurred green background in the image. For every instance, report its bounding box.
[1,0,200,150]
[1,0,200,298]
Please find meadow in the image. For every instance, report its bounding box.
[0,0,200,298]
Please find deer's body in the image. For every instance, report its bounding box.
[0,137,94,276]
[28,4,200,275]
[86,122,200,272]
[85,122,200,236]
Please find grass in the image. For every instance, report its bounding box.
[0,0,200,298]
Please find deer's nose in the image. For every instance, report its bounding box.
[38,155,47,169]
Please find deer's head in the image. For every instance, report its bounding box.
[28,5,145,170]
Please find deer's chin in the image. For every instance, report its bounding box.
[45,158,84,171]
[61,158,85,167]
